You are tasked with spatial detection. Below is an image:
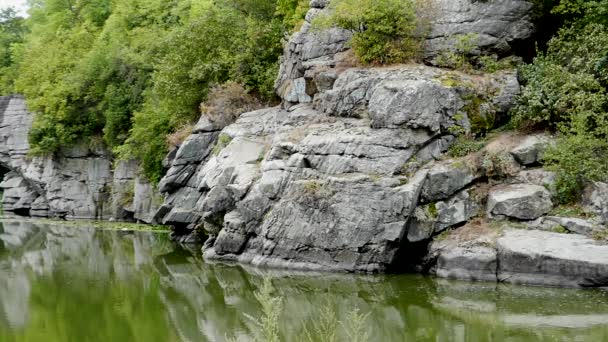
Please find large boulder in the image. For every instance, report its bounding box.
[487,184,553,220]
[425,0,535,59]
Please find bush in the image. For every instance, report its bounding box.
[512,23,608,203]
[200,82,264,129]
[544,135,608,204]
[314,0,421,64]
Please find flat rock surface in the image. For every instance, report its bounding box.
[430,225,608,287]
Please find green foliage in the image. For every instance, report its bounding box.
[314,0,421,64]
[276,0,309,31]
[549,204,589,218]
[7,0,306,182]
[543,135,608,204]
[245,278,283,342]
[436,33,521,73]
[0,8,27,94]
[552,225,569,234]
[448,137,487,158]
[512,21,608,203]
[551,0,608,26]
[436,33,478,71]
[212,133,233,156]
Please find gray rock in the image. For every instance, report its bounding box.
[0,96,164,221]
[583,182,608,225]
[425,0,535,59]
[497,229,608,287]
[487,184,553,220]
[408,188,480,242]
[510,134,553,166]
[434,189,480,232]
[430,226,608,287]
[422,161,479,201]
[509,169,556,188]
[433,243,498,283]
[275,1,533,104]
[527,216,604,237]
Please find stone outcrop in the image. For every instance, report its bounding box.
[583,182,608,225]
[275,0,535,105]
[3,0,606,289]
[429,224,608,287]
[424,0,535,59]
[156,63,521,272]
[0,95,160,221]
[487,184,553,220]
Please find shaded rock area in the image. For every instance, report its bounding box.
[0,95,160,222]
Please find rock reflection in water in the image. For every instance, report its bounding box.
[1,219,608,342]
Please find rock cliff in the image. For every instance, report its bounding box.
[1,0,607,287]
[0,95,161,221]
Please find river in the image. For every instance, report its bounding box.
[1,219,607,341]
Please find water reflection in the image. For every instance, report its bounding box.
[1,219,608,342]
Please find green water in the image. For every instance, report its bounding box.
[1,219,608,342]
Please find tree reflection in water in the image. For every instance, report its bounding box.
[1,219,607,342]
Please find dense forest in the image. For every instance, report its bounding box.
[0,0,308,182]
[0,0,606,201]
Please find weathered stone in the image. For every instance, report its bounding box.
[527,216,604,237]
[432,243,498,282]
[425,0,535,59]
[422,161,479,202]
[434,189,480,232]
[497,229,608,287]
[509,169,556,188]
[583,182,608,225]
[430,225,608,287]
[487,184,553,220]
[275,1,533,105]
[510,134,553,166]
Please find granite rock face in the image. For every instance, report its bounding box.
[275,0,535,105]
[157,62,522,272]
[583,182,608,225]
[510,134,553,166]
[424,0,535,59]
[0,95,160,221]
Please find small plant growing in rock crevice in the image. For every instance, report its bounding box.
[212,133,233,156]
[480,150,519,179]
[448,136,487,158]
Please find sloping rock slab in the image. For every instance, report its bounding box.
[497,229,608,287]
[431,227,608,287]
